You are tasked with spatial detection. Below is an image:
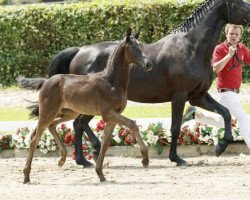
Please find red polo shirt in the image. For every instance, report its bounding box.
[212,42,250,89]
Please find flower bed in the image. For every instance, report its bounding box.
[0,119,244,160]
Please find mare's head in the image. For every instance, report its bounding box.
[224,0,250,25]
[124,28,152,71]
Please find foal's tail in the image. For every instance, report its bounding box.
[27,102,39,118]
[17,47,80,91]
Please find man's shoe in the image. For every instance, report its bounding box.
[182,106,196,125]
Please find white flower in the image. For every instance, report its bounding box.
[147,135,158,146]
[113,135,121,144]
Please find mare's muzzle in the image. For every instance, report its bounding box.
[144,56,153,71]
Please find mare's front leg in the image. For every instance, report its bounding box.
[169,92,188,166]
[95,123,116,182]
[104,111,149,167]
[189,92,233,156]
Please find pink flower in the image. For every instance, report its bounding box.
[82,144,87,150]
[87,154,93,160]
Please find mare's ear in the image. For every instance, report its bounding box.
[126,27,132,42]
[134,28,140,39]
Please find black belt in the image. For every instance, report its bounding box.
[218,88,240,93]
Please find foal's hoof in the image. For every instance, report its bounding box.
[99,176,107,182]
[58,160,66,167]
[23,177,30,184]
[215,140,229,157]
[142,158,149,167]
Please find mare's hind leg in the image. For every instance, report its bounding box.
[189,92,232,156]
[95,123,116,182]
[49,112,93,167]
[169,93,188,166]
[104,111,149,167]
[73,115,100,166]
[23,123,47,184]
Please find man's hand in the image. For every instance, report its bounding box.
[228,45,237,57]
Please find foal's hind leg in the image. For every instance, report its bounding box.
[104,111,149,167]
[189,92,232,156]
[23,123,47,184]
[48,123,68,167]
[95,122,116,182]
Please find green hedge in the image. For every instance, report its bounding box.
[0,0,250,86]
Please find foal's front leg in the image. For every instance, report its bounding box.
[105,111,149,167]
[95,123,116,182]
[189,92,233,156]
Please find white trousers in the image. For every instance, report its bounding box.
[195,91,250,149]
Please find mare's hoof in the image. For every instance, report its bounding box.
[170,156,188,167]
[215,140,229,157]
[23,177,30,184]
[83,161,94,168]
[176,159,188,167]
[224,135,234,142]
[76,158,94,168]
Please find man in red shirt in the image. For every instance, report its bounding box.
[183,24,250,149]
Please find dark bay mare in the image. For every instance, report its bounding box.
[19,0,250,167]
[23,28,151,183]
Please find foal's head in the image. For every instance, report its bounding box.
[124,28,152,71]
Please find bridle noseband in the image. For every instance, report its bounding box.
[225,0,250,70]
[226,0,250,25]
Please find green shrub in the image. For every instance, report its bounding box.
[1,0,250,86]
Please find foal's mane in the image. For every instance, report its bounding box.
[103,38,125,76]
[106,35,136,68]
[172,0,225,33]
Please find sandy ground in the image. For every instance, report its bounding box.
[0,155,250,200]
[1,89,250,199]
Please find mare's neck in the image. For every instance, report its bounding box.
[175,0,227,59]
[104,45,130,94]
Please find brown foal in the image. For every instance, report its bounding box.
[23,28,151,183]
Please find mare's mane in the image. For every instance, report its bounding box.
[172,0,223,33]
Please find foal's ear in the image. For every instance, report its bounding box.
[134,28,140,39]
[126,27,132,42]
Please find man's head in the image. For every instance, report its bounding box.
[225,24,243,46]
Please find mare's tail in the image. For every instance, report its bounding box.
[48,47,80,77]
[17,47,80,90]
[17,76,47,90]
